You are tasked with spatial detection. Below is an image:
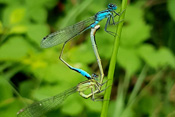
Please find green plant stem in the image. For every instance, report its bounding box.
[100,0,128,117]
[121,67,165,116]
[128,65,148,104]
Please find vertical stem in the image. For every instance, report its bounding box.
[101,0,128,117]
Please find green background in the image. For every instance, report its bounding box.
[0,0,175,117]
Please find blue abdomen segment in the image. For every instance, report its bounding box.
[70,67,91,79]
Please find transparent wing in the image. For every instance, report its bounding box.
[17,86,77,117]
[41,16,95,48]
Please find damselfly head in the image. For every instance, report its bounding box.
[92,73,98,80]
[91,74,100,82]
[108,3,117,10]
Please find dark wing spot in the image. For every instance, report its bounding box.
[43,35,49,40]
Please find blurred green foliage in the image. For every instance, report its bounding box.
[0,0,175,117]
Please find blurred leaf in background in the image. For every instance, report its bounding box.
[0,0,175,117]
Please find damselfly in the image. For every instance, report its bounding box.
[41,4,121,79]
[17,25,107,117]
[17,77,107,117]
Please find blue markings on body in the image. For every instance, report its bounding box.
[41,3,120,80]
[70,67,92,79]
[96,11,111,21]
[41,3,119,48]
[90,11,112,28]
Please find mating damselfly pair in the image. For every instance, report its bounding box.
[41,3,121,82]
[17,25,106,117]
[17,3,123,117]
